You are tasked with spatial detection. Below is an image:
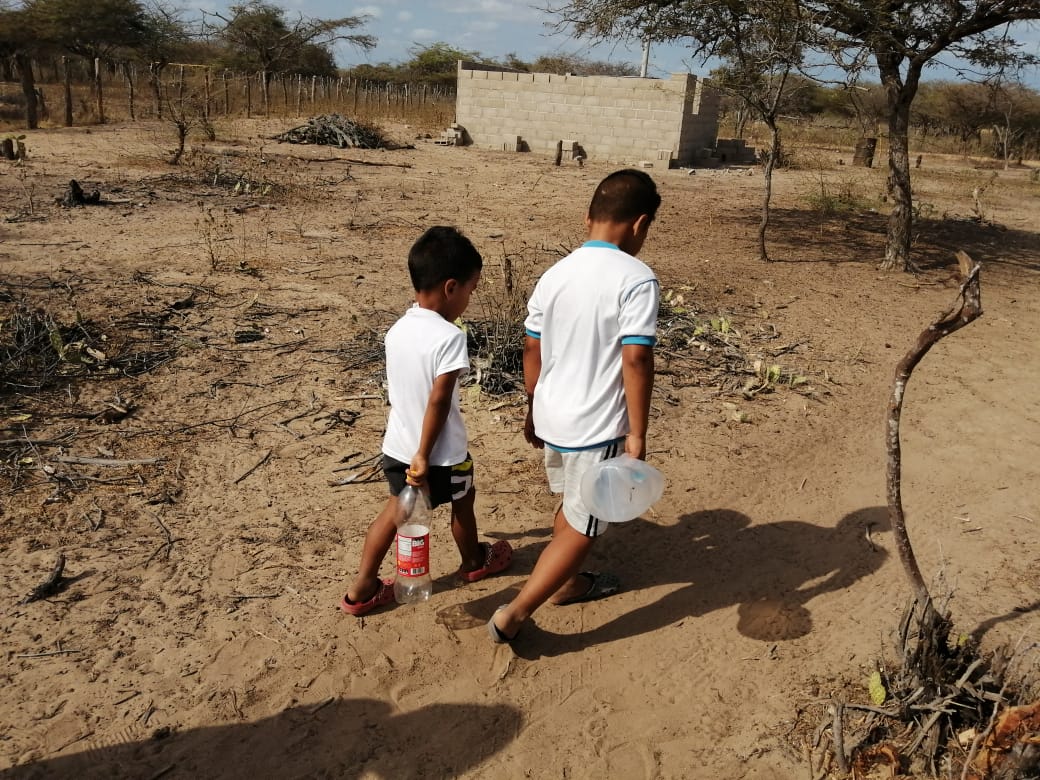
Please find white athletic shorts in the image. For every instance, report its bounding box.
[544,438,624,538]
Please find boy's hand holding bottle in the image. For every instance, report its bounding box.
[406,454,428,486]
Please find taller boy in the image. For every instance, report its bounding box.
[489,169,661,642]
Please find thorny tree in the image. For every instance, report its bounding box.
[807,0,1040,272]
[549,0,1040,272]
[204,1,375,111]
[549,0,810,262]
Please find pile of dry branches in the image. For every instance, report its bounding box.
[0,304,178,394]
[272,114,392,149]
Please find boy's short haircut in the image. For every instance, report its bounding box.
[408,226,483,292]
[587,169,662,225]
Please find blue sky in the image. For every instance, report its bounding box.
[193,1,1040,85]
[338,0,695,77]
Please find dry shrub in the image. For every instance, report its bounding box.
[465,245,536,396]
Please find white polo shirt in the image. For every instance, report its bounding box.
[524,240,659,450]
[382,305,470,466]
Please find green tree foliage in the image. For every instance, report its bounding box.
[404,42,482,85]
[24,0,150,60]
[343,61,402,84]
[527,54,639,76]
[342,44,639,88]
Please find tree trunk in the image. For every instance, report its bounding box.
[887,253,982,605]
[878,57,921,272]
[15,54,39,130]
[758,121,780,262]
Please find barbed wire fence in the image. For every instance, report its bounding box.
[0,56,458,130]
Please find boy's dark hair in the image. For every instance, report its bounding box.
[408,226,483,292]
[587,169,661,225]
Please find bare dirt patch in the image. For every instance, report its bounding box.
[2,120,1039,778]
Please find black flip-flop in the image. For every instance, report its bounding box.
[487,606,518,643]
[554,572,621,606]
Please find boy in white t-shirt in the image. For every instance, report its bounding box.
[341,226,512,616]
[488,170,661,643]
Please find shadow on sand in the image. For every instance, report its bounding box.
[2,698,521,780]
[460,506,891,660]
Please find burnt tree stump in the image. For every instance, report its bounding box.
[58,179,101,207]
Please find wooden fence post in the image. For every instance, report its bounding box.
[94,57,105,124]
[204,67,211,119]
[124,61,135,120]
[62,56,73,126]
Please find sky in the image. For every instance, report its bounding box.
[192,0,1040,85]
[337,0,695,77]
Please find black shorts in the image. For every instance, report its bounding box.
[382,453,475,509]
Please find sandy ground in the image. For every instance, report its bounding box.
[1,118,1038,779]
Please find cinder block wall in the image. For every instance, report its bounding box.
[455,61,720,166]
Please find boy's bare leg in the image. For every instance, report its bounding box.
[451,488,485,573]
[492,504,594,637]
[345,497,398,604]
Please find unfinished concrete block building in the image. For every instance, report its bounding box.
[454,61,744,167]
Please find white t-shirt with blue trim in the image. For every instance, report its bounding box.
[382,305,470,466]
[524,240,659,450]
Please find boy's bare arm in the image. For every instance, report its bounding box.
[523,335,543,447]
[621,344,654,459]
[410,369,462,483]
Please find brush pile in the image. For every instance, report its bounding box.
[272,115,391,149]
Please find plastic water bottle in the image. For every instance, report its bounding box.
[579,454,665,523]
[394,485,433,604]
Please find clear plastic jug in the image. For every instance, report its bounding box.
[579,454,664,523]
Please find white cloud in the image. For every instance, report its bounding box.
[411,28,438,41]
[436,0,542,23]
[353,5,382,19]
[397,11,413,22]
[467,20,500,34]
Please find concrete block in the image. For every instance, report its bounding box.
[502,134,522,152]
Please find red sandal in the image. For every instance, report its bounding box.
[340,578,395,617]
[460,541,513,583]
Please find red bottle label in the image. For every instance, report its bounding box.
[396,527,429,577]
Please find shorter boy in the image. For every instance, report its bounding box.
[488,170,661,642]
[341,226,512,616]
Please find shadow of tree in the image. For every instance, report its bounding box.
[970,599,1040,646]
[468,506,891,660]
[3,699,521,780]
[751,208,1040,272]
